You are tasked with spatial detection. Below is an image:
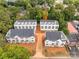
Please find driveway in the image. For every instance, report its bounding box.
[33,25,45,58]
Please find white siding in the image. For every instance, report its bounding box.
[45,39,65,47]
[14,21,37,30]
[40,21,59,31]
[7,36,35,43]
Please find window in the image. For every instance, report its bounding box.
[26,26,28,29]
[31,40,34,42]
[29,26,31,29]
[22,26,24,29]
[16,39,19,43]
[32,37,34,39]
[33,26,35,29]
[25,40,28,42]
[41,26,43,29]
[56,41,59,45]
[52,26,54,29]
[46,44,48,45]
[21,40,24,43]
[55,26,59,29]
[52,43,54,45]
[8,40,10,42]
[15,26,17,29]
[19,26,21,29]
[12,40,15,43]
[45,26,47,29]
[48,26,51,29]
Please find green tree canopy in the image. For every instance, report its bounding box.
[0,6,13,34]
[0,44,30,59]
[63,5,76,21]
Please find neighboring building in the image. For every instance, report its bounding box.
[67,22,78,34]
[68,33,79,46]
[14,20,37,30]
[44,31,68,47]
[6,29,35,43]
[40,20,59,31]
[67,34,78,46]
[72,20,79,30]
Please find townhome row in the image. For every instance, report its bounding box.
[14,20,59,31]
[6,20,69,47]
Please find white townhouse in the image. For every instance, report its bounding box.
[14,20,37,30]
[6,29,35,43]
[40,20,59,31]
[45,31,68,47]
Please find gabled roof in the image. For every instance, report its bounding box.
[14,20,37,25]
[46,31,61,41]
[15,20,37,22]
[67,22,78,33]
[40,20,59,25]
[6,29,34,38]
[67,34,78,42]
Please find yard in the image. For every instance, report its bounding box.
[43,47,70,57]
[17,43,36,56]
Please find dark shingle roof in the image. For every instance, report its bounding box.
[8,29,34,38]
[67,34,78,41]
[46,31,61,41]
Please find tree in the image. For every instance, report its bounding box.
[55,4,64,10]
[63,5,76,21]
[48,7,57,20]
[0,6,13,34]
[46,0,55,7]
[58,13,68,34]
[63,0,74,4]
[0,0,5,5]
[74,1,79,12]
[0,44,30,59]
[30,0,38,7]
[38,0,45,5]
[0,33,6,47]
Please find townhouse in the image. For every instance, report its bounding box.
[45,31,68,47]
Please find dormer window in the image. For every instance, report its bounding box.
[8,40,11,43]
[12,40,15,43]
[52,43,54,45]
[48,26,51,29]
[25,40,28,42]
